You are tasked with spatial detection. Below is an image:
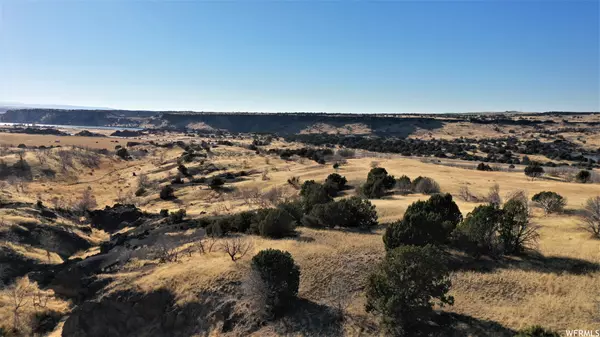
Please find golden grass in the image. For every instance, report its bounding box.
[0,276,71,333]
[111,150,600,332]
[0,132,136,149]
[2,133,599,334]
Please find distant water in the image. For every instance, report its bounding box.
[0,122,142,131]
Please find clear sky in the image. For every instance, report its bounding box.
[1,1,598,113]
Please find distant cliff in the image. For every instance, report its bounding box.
[0,109,450,135]
[0,109,159,127]
[2,108,582,136]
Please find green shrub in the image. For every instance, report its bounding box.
[209,177,225,190]
[524,162,544,180]
[308,202,342,228]
[299,180,333,212]
[251,249,300,316]
[576,170,591,183]
[412,176,440,194]
[177,163,190,177]
[361,167,396,199]
[324,173,347,196]
[500,196,538,254]
[477,162,493,171]
[337,148,355,158]
[277,200,304,225]
[514,325,560,337]
[135,187,146,197]
[340,196,378,229]
[308,196,378,230]
[230,211,255,233]
[384,194,461,250]
[300,214,322,228]
[169,209,186,224]
[171,176,184,184]
[395,175,412,194]
[531,191,566,214]
[453,204,504,256]
[206,215,242,236]
[159,185,175,200]
[414,193,462,231]
[384,210,445,250]
[256,208,296,238]
[366,245,453,336]
[116,147,130,160]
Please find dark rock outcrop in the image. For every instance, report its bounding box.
[48,256,113,302]
[88,204,143,233]
[111,130,145,137]
[75,130,106,137]
[62,289,235,337]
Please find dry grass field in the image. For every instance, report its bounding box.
[0,129,598,336]
[0,132,137,149]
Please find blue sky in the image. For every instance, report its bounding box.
[0,1,598,113]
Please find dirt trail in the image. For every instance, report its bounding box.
[67,164,139,186]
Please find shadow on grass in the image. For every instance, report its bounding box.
[448,249,600,275]
[434,312,516,337]
[272,298,344,337]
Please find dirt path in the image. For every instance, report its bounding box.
[67,163,139,186]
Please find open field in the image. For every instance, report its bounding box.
[0,132,139,149]
[0,126,599,336]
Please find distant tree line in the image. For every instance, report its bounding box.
[285,134,599,167]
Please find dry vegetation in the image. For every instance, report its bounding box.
[0,121,599,336]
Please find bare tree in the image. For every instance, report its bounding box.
[137,173,152,190]
[581,196,600,239]
[34,149,48,166]
[73,186,97,214]
[501,192,540,254]
[261,186,291,207]
[196,234,218,254]
[236,186,263,206]
[6,176,26,193]
[156,150,167,166]
[212,203,232,216]
[50,196,66,210]
[56,149,74,173]
[221,238,252,262]
[7,277,34,331]
[487,183,502,206]
[31,288,50,309]
[75,148,101,168]
[155,236,180,263]
[115,188,134,204]
[505,189,528,204]
[38,233,59,264]
[0,144,10,156]
[458,186,475,202]
[16,150,26,169]
[325,277,354,322]
[532,191,567,214]
[240,268,270,320]
[287,176,301,190]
